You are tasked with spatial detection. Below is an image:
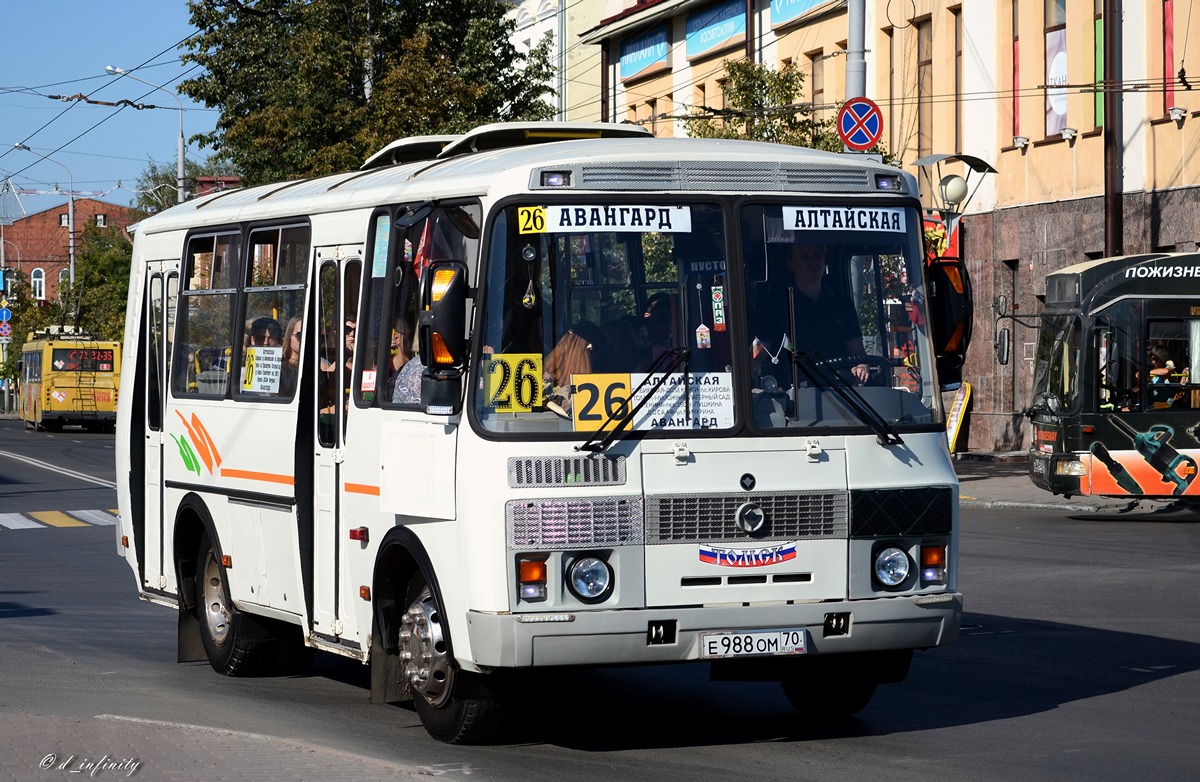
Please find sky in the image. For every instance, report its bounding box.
[0,1,219,220]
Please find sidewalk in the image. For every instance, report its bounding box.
[953,451,1189,515]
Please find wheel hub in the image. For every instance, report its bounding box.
[399,586,453,707]
[202,552,231,647]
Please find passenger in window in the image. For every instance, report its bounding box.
[391,334,425,406]
[280,316,302,396]
[643,293,676,361]
[543,321,602,418]
[249,316,283,347]
[600,316,649,373]
[1148,346,1186,407]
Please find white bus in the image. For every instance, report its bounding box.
[116,122,972,743]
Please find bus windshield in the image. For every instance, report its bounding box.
[1031,314,1081,414]
[473,199,939,436]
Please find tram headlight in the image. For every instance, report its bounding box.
[873,545,911,589]
[1055,458,1088,476]
[566,556,614,604]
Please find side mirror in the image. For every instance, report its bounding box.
[995,327,1011,366]
[927,257,974,390]
[418,260,469,415]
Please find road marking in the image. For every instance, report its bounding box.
[0,513,45,530]
[0,449,117,488]
[0,510,117,530]
[71,509,118,526]
[30,511,90,528]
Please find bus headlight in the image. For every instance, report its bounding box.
[566,556,613,604]
[873,546,911,589]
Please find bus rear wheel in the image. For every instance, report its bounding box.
[400,573,504,744]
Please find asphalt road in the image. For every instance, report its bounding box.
[1,423,1198,781]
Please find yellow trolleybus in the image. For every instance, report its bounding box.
[20,327,121,432]
[116,122,972,743]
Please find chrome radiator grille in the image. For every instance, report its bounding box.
[646,491,848,545]
[507,497,644,549]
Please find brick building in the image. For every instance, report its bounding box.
[1,198,136,302]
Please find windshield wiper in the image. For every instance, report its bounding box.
[577,347,691,453]
[790,349,903,445]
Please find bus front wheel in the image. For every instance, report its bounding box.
[195,531,269,676]
[399,572,504,744]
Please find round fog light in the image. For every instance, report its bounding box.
[567,556,613,603]
[874,546,911,588]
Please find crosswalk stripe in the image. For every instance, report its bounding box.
[29,511,90,528]
[0,513,45,530]
[71,509,118,526]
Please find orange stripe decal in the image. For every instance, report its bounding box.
[220,468,295,485]
[176,410,214,474]
[191,414,223,468]
[345,483,381,496]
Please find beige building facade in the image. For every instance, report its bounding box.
[565,0,1200,453]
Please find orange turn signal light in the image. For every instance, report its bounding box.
[519,559,548,584]
[221,554,233,568]
[430,332,454,365]
[921,545,946,568]
[359,586,371,601]
[431,269,457,302]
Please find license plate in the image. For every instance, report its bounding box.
[1032,457,1048,475]
[700,628,806,659]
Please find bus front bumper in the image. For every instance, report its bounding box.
[1029,451,1085,496]
[464,593,961,669]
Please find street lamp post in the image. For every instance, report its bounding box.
[106,65,185,204]
[14,143,74,290]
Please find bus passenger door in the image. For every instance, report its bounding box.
[142,263,178,593]
[311,254,361,640]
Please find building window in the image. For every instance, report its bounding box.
[95,214,107,228]
[953,8,963,153]
[917,17,933,158]
[1013,0,1021,136]
[58,268,69,299]
[1094,0,1104,127]
[1163,0,1175,114]
[809,50,825,120]
[31,268,45,300]
[60,214,69,228]
[886,28,896,151]
[1045,0,1068,137]
[717,78,728,110]
[646,98,658,135]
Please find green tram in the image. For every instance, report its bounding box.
[1026,253,1200,500]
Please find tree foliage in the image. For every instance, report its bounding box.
[73,222,133,341]
[132,157,239,217]
[684,59,889,160]
[180,0,556,185]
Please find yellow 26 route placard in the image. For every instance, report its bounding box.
[571,374,633,431]
[485,354,543,412]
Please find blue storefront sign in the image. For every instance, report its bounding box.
[620,26,670,82]
[769,0,824,28]
[686,0,746,60]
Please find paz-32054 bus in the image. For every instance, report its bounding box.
[116,122,971,743]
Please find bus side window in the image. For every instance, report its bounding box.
[172,231,242,398]
[240,224,310,400]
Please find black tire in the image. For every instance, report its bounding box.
[400,572,505,744]
[195,531,271,676]
[781,671,877,719]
